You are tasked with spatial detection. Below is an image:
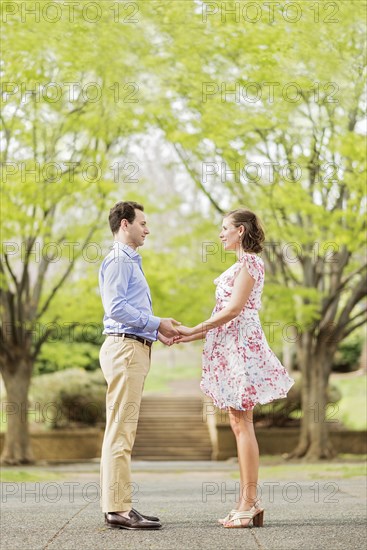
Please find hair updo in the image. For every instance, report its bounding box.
[225,208,265,253]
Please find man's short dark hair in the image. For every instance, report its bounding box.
[109,201,144,234]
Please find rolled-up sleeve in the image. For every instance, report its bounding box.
[102,258,160,331]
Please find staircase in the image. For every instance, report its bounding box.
[132,396,212,460]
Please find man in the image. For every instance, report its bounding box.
[99,201,179,530]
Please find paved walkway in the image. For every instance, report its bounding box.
[1,461,366,550]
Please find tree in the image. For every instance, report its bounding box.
[1,0,365,464]
[138,0,367,458]
[0,5,147,463]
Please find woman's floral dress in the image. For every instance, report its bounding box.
[200,253,294,411]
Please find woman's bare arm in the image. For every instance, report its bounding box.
[178,264,255,338]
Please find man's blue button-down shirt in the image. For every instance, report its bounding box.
[99,241,160,340]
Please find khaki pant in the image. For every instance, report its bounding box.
[99,335,151,513]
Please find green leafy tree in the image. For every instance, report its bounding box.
[0,4,147,463]
[138,0,367,459]
[1,0,365,465]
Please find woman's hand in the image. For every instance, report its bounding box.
[173,334,192,344]
[177,325,194,336]
[158,332,174,346]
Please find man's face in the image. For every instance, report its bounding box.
[124,209,150,249]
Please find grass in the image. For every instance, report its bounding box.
[283,374,367,431]
[144,364,200,393]
[328,374,367,430]
[139,342,202,393]
[230,454,367,481]
[0,470,67,482]
[1,455,366,483]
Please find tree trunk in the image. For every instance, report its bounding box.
[288,333,336,460]
[1,356,34,465]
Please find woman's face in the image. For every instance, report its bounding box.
[219,216,244,251]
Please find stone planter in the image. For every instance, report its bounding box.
[0,429,104,461]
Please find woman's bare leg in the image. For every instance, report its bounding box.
[228,408,259,513]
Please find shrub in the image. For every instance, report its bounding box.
[34,341,100,375]
[30,368,106,428]
[332,333,364,373]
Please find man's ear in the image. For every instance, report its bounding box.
[120,218,129,230]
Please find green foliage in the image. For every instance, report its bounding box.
[332,333,364,373]
[139,0,367,346]
[34,341,100,375]
[144,215,234,325]
[30,369,106,428]
[3,0,364,363]
[2,1,365,467]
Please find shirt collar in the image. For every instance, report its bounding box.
[113,241,141,262]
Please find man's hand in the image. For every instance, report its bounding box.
[159,318,181,338]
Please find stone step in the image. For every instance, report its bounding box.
[133,395,213,460]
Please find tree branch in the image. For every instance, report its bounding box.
[341,315,367,340]
[36,222,101,320]
[322,262,367,319]
[3,254,19,291]
[172,141,225,214]
[332,275,367,341]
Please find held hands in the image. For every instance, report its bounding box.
[158,320,198,346]
[158,332,175,346]
[177,325,194,336]
[159,318,181,338]
[172,325,195,344]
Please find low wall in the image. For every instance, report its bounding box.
[214,426,367,460]
[0,429,104,461]
[0,426,365,461]
[205,398,367,459]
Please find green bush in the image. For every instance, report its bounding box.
[332,333,364,373]
[30,368,106,428]
[34,341,100,375]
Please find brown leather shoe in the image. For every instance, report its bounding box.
[131,508,160,522]
[105,510,162,530]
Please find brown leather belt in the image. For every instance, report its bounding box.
[108,333,153,348]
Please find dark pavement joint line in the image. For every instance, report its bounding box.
[251,529,267,550]
[42,502,92,550]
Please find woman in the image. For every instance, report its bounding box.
[176,208,294,528]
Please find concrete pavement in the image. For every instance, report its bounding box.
[1,461,366,550]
